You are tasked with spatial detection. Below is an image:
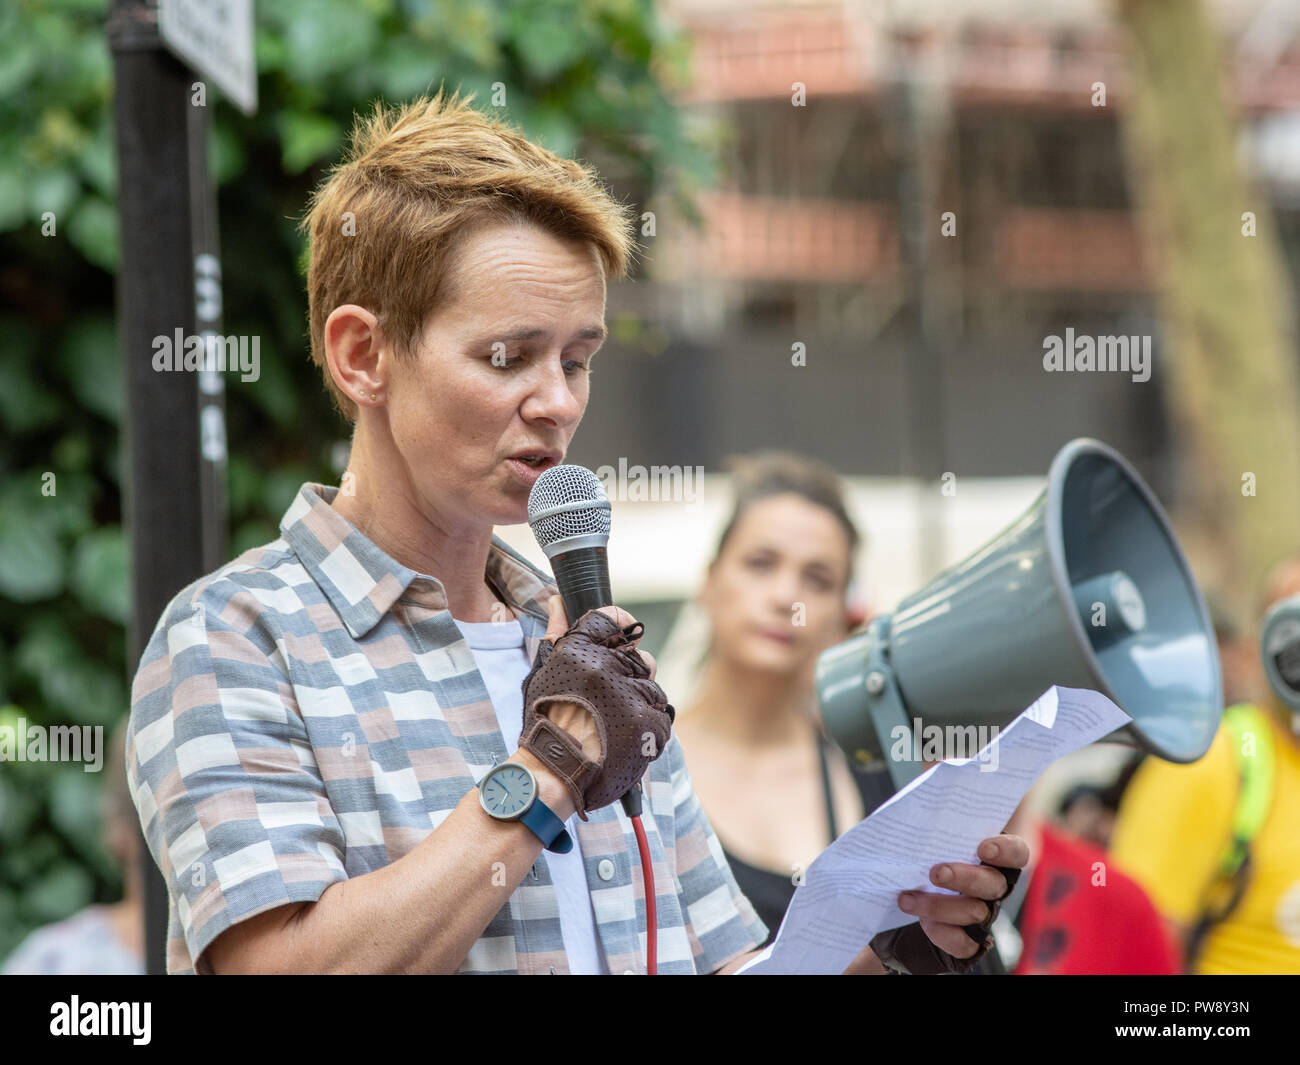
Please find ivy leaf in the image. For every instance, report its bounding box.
[0,29,38,96]
[508,5,587,81]
[58,316,121,425]
[24,861,93,924]
[0,163,28,231]
[375,38,447,101]
[0,488,65,602]
[278,111,343,174]
[50,768,107,856]
[0,319,64,433]
[520,101,578,159]
[13,618,125,727]
[65,194,118,271]
[27,167,80,223]
[71,527,129,625]
[282,0,381,83]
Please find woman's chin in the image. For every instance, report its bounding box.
[484,487,531,527]
[733,638,809,677]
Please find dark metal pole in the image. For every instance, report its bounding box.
[891,37,1006,976]
[894,46,950,578]
[189,94,229,571]
[109,0,228,974]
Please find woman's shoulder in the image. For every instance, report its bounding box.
[148,536,308,642]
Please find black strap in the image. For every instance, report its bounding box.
[816,731,838,844]
[1186,853,1253,969]
[1184,727,1265,971]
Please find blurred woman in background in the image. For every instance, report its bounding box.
[674,452,886,941]
[1,720,144,974]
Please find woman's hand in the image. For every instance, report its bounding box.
[537,594,660,763]
[846,833,1030,974]
[520,595,673,818]
[900,834,1027,952]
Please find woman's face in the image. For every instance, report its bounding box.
[384,220,608,529]
[700,493,853,678]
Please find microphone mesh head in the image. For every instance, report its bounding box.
[528,464,611,549]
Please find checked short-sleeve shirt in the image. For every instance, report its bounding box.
[126,483,767,974]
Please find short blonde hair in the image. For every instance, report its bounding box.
[300,89,638,420]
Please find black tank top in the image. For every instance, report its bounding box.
[719,732,895,945]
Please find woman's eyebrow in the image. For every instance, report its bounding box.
[750,546,835,573]
[472,324,607,345]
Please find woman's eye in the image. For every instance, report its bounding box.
[489,351,590,375]
[744,556,774,571]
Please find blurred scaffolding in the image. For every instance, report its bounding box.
[566,0,1300,599]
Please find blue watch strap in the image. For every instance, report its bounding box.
[520,797,573,854]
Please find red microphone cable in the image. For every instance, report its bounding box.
[622,783,657,974]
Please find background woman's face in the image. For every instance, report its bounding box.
[701,493,853,677]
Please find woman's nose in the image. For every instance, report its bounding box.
[765,570,802,615]
[523,359,582,426]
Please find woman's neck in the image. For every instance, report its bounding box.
[332,432,501,621]
[687,655,815,746]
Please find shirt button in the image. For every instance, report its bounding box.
[597,859,616,881]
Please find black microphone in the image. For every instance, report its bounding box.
[527,464,613,627]
[528,465,645,815]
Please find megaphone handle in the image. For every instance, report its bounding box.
[973,943,1008,975]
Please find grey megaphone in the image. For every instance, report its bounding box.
[818,438,1223,792]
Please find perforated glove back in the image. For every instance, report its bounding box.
[519,609,675,820]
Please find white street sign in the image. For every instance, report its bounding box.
[158,0,257,115]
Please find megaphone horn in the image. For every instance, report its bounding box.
[817,438,1222,792]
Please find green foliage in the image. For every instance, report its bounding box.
[0,0,709,964]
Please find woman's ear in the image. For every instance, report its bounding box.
[324,304,387,406]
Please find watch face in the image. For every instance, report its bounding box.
[480,763,536,820]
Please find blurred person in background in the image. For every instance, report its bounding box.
[1,720,145,975]
[1207,591,1266,711]
[673,452,888,941]
[996,766,1180,975]
[1110,555,1300,974]
[1055,755,1144,851]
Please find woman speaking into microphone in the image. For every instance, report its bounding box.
[125,91,1026,975]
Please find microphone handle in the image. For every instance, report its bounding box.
[548,544,642,812]
[551,546,613,626]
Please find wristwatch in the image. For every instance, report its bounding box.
[478,761,574,854]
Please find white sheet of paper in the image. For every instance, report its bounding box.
[736,685,1132,974]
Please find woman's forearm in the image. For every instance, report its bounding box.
[209,748,572,974]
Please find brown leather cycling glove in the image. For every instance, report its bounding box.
[519,608,675,820]
[869,864,1021,974]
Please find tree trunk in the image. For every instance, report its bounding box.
[1115,0,1300,626]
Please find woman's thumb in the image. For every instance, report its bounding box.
[544,594,570,642]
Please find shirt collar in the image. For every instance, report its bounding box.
[280,483,556,639]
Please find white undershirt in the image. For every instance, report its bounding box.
[452,616,608,975]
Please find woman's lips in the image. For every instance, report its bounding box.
[758,628,796,645]
[505,456,553,485]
